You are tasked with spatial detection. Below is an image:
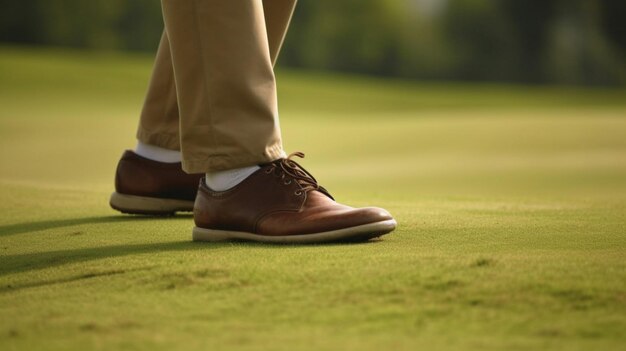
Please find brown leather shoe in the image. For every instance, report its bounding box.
[110,150,202,215]
[192,152,396,243]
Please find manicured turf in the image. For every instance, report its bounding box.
[0,46,625,350]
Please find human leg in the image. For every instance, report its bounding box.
[135,0,297,154]
[111,0,299,213]
[113,0,396,241]
[161,0,286,173]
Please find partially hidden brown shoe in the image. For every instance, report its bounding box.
[192,152,397,243]
[110,150,202,215]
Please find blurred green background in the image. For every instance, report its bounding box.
[1,0,625,85]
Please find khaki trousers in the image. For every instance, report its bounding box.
[137,0,297,173]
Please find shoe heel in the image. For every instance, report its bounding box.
[110,192,194,215]
[192,227,232,242]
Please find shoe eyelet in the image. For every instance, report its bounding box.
[264,168,272,174]
[294,190,303,196]
[284,179,292,185]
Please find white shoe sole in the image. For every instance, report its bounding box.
[109,192,194,215]
[192,219,396,244]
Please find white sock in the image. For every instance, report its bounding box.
[135,141,182,163]
[205,165,260,191]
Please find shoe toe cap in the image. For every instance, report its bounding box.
[354,206,394,224]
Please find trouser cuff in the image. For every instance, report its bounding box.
[136,127,180,151]
[182,144,285,173]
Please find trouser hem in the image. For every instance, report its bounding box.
[182,144,286,173]
[136,127,180,150]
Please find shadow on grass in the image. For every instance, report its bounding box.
[0,215,378,277]
[0,215,191,237]
[0,266,155,293]
[0,240,217,277]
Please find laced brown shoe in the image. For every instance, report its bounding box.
[192,152,396,243]
[110,150,202,215]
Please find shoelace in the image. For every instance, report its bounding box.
[265,152,334,199]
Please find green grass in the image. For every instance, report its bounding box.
[1,46,625,350]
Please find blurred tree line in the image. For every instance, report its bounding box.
[1,0,624,85]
